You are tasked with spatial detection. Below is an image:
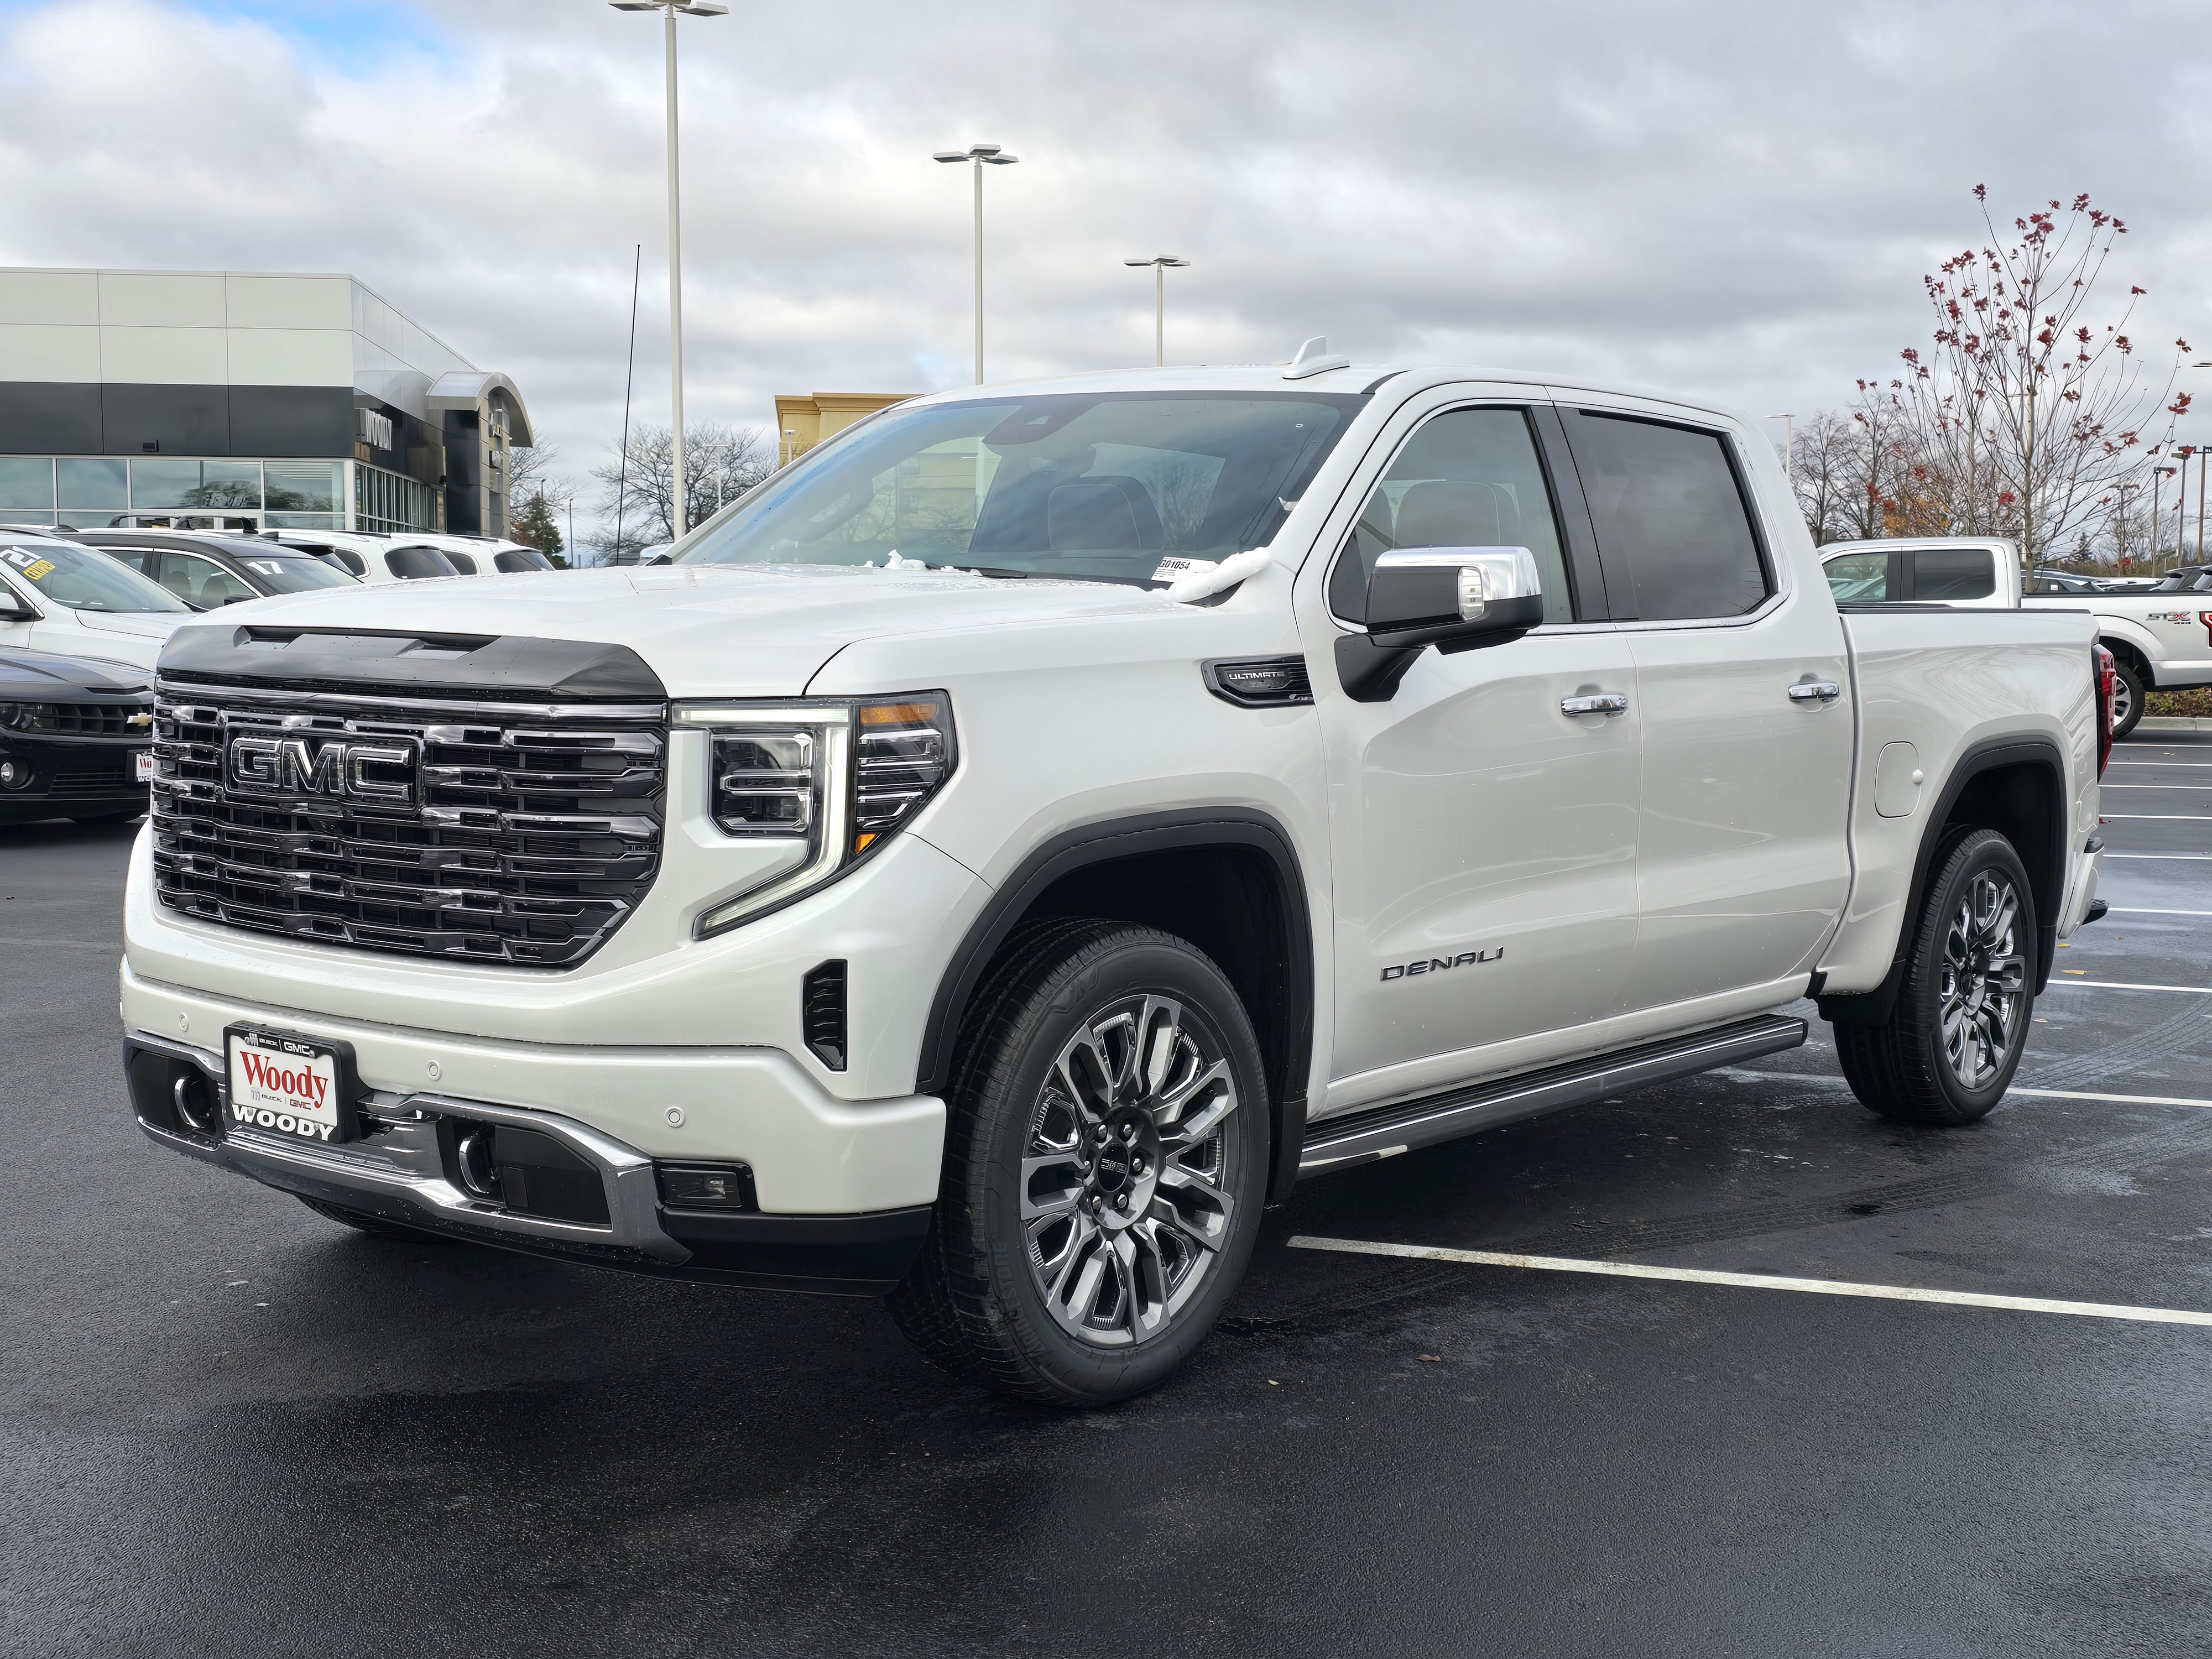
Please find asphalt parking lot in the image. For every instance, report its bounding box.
[7,731,2212,1658]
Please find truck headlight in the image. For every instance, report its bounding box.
[675,692,956,937]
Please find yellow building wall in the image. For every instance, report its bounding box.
[774,393,917,465]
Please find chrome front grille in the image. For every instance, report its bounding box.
[151,678,666,967]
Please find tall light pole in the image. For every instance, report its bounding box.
[933,144,1019,384]
[611,0,726,541]
[1766,413,1795,476]
[1124,257,1190,367]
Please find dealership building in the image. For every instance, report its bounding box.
[0,268,531,538]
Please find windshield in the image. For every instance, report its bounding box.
[237,555,356,593]
[0,540,189,612]
[674,391,1364,585]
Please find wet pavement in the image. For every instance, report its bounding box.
[6,732,2211,1657]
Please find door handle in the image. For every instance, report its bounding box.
[1788,681,1842,703]
[1561,692,1630,717]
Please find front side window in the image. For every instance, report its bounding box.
[1824,551,1893,602]
[1567,413,1770,622]
[0,540,187,612]
[1330,406,1575,625]
[156,552,255,608]
[675,392,1362,586]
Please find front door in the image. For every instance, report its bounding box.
[1306,399,1641,1114]
[1554,402,1854,1010]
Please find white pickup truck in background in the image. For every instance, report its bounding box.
[1822,536,2212,737]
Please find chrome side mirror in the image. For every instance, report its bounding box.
[1338,546,1544,701]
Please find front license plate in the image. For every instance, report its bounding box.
[226,1026,353,1144]
[134,751,154,783]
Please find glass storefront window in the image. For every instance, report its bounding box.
[197,461,263,509]
[0,458,54,512]
[264,512,344,530]
[56,457,127,509]
[266,461,342,513]
[129,458,207,509]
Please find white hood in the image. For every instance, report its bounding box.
[197,564,1181,697]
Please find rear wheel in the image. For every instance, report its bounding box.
[1834,828,2036,1126]
[888,919,1269,1406]
[2109,653,2146,740]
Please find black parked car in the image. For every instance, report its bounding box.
[65,529,359,608]
[0,646,154,825]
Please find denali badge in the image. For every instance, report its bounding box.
[1381,948,1504,982]
[228,733,419,807]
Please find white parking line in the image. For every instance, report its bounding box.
[2042,978,2212,993]
[2108,760,2212,767]
[2101,784,2212,790]
[2108,906,2212,916]
[1286,1235,2212,1329]
[2104,852,2212,860]
[1720,1070,2212,1110]
[2098,814,2212,821]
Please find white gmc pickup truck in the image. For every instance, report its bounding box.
[123,362,2112,1405]
[1820,535,2212,737]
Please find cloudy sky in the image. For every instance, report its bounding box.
[3,0,2211,534]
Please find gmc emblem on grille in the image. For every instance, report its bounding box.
[228,733,419,807]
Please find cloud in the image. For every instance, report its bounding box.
[2,0,2209,528]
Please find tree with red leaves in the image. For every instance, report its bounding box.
[1869,187,2190,570]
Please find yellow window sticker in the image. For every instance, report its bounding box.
[22,560,54,580]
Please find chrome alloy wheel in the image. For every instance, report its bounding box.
[1939,869,2028,1090]
[1021,995,1239,1348]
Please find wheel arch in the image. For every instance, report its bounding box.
[916,809,1315,1203]
[2093,619,2159,682]
[1819,735,2068,1027]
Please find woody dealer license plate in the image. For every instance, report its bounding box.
[225,1026,354,1144]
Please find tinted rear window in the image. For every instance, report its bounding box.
[494,548,554,572]
[385,545,460,579]
[1913,549,1996,601]
[1566,413,1770,621]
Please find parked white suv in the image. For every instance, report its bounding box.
[0,533,194,672]
[123,364,2108,1405]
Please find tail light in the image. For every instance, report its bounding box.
[2095,644,2116,778]
[2200,610,2212,646]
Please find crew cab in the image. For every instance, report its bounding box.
[1821,535,2210,735]
[121,362,2108,1406]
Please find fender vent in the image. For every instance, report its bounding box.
[803,959,848,1072]
[1201,655,1313,708]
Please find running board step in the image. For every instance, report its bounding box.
[1298,1014,1808,1178]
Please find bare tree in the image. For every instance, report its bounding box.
[1886,188,2191,569]
[588,423,773,562]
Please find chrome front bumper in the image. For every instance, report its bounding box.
[124,1029,930,1293]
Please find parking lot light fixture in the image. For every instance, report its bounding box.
[1124,257,1190,367]
[935,145,1019,384]
[610,0,727,539]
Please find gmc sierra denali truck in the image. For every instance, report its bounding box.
[122,360,2110,1405]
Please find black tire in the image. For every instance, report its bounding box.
[295,1193,456,1243]
[888,917,1270,1407]
[2110,652,2146,740]
[1833,827,2037,1126]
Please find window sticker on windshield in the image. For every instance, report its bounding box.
[1151,556,1218,583]
[246,561,284,575]
[21,560,54,580]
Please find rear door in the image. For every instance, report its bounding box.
[1302,390,1641,1109]
[1555,401,1854,1011]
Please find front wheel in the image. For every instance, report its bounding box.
[2110,653,2146,740]
[888,919,1270,1406]
[1834,827,2037,1126]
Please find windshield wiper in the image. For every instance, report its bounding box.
[924,562,1030,579]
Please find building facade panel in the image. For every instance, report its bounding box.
[226,327,352,387]
[98,326,228,385]
[96,272,226,328]
[102,384,230,454]
[226,275,351,331]
[0,324,101,382]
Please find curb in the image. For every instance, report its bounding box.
[2137,717,2212,731]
